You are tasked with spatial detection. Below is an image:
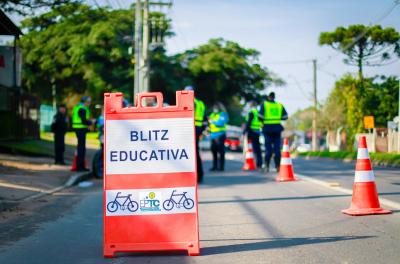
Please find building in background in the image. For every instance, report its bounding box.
[0,9,39,140]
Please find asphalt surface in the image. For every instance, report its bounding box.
[292,156,400,203]
[0,152,399,264]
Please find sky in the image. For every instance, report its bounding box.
[4,0,400,114]
[163,0,400,114]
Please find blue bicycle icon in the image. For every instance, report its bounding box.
[107,192,138,213]
[163,190,195,211]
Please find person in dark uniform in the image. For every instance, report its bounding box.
[185,85,207,182]
[51,104,68,165]
[72,96,92,171]
[258,92,288,172]
[243,100,263,168]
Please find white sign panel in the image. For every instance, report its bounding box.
[105,187,196,216]
[106,118,195,174]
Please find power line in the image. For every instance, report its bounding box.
[265,59,313,65]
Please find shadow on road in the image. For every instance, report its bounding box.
[199,193,351,205]
[201,236,373,256]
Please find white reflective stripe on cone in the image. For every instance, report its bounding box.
[282,145,289,152]
[248,144,253,149]
[357,148,369,159]
[246,152,254,158]
[281,157,292,165]
[354,170,375,182]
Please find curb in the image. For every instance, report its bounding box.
[0,171,92,212]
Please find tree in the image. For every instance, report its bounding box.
[0,0,78,15]
[364,76,399,127]
[178,38,282,105]
[319,25,400,80]
[20,3,171,106]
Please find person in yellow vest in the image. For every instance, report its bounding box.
[185,86,207,182]
[208,102,229,171]
[243,100,263,168]
[72,96,93,171]
[258,92,288,172]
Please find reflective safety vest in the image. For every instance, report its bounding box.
[246,108,262,131]
[263,101,283,124]
[194,98,205,127]
[209,112,227,133]
[72,103,90,129]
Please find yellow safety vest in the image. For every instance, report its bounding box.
[263,101,283,125]
[246,108,262,131]
[72,104,90,129]
[209,112,227,133]
[194,98,205,127]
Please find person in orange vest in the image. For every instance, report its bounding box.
[258,92,288,172]
[243,100,263,168]
[185,85,207,182]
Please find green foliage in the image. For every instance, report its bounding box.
[319,74,399,149]
[319,25,400,79]
[20,3,172,105]
[0,0,77,15]
[285,107,314,132]
[177,38,283,108]
[364,76,399,127]
[298,151,400,167]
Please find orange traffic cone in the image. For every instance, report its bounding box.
[70,150,78,171]
[275,138,296,182]
[70,150,87,172]
[342,136,391,216]
[242,138,257,171]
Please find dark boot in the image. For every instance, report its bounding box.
[274,156,281,172]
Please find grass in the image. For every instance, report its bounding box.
[298,150,400,167]
[0,131,100,157]
[0,139,54,156]
[40,131,100,148]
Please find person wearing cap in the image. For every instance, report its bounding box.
[51,104,68,165]
[243,100,263,168]
[185,86,206,182]
[209,102,229,171]
[258,92,288,172]
[72,96,93,171]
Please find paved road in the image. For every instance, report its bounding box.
[0,152,399,263]
[292,156,400,203]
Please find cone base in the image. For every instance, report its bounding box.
[342,207,392,216]
[275,165,296,182]
[242,166,257,171]
[242,159,257,171]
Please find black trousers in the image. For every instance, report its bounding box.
[248,130,262,168]
[75,129,87,169]
[195,127,204,182]
[54,132,65,163]
[211,134,226,170]
[263,131,281,168]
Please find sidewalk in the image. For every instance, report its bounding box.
[0,140,96,211]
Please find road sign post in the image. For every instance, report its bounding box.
[103,91,199,257]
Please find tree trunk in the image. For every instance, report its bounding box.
[357,43,364,83]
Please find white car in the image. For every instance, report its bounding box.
[296,143,311,153]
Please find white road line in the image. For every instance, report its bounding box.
[296,173,400,210]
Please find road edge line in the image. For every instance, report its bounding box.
[296,173,400,210]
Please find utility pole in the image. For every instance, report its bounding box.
[134,0,142,97]
[398,78,400,153]
[312,59,318,151]
[141,0,149,92]
[133,1,172,96]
